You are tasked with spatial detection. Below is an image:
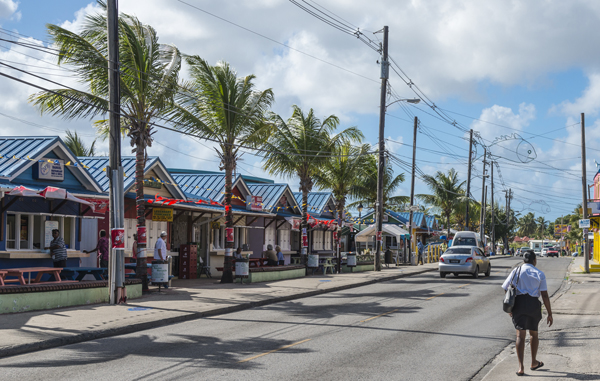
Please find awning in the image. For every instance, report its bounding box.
[9,186,96,211]
[355,224,410,242]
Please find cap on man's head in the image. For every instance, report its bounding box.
[160,231,167,237]
[523,251,536,264]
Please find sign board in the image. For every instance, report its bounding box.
[226,227,234,242]
[302,235,308,247]
[383,214,388,222]
[111,228,125,249]
[210,221,221,230]
[409,205,420,212]
[246,195,263,211]
[376,231,382,241]
[34,159,64,181]
[143,179,162,189]
[152,208,173,222]
[44,220,59,248]
[291,218,301,231]
[554,224,568,236]
[588,201,600,215]
[82,198,109,214]
[137,226,147,245]
[579,219,591,229]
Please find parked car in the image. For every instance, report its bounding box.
[534,250,542,256]
[541,248,549,257]
[452,231,484,250]
[439,246,491,278]
[547,247,559,258]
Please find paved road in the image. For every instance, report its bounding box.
[0,257,570,381]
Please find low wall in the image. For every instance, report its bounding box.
[0,280,142,314]
[236,265,305,283]
[342,261,374,273]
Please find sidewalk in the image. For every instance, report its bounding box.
[1,260,447,358]
[481,256,600,380]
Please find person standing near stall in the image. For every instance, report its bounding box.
[130,233,138,264]
[84,230,108,268]
[154,231,167,261]
[45,229,67,268]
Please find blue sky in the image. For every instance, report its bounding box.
[1,0,599,224]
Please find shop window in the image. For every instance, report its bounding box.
[324,231,332,250]
[64,217,73,249]
[33,215,42,249]
[6,214,15,249]
[278,229,291,251]
[19,215,29,249]
[312,230,323,251]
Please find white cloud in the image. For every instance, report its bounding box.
[554,73,600,117]
[0,0,19,20]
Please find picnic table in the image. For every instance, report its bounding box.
[4,267,65,285]
[0,270,6,286]
[248,258,270,267]
[61,267,107,281]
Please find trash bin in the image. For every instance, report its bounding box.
[307,254,319,268]
[235,258,249,278]
[346,252,357,267]
[384,250,393,264]
[411,252,417,266]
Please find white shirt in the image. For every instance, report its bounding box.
[502,263,547,297]
[154,238,167,260]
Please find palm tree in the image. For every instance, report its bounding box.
[30,2,182,287]
[516,212,537,237]
[64,130,96,156]
[169,57,274,283]
[262,106,362,260]
[417,168,466,239]
[348,154,409,210]
[536,216,548,239]
[313,141,369,256]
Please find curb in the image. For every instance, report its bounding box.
[0,256,510,358]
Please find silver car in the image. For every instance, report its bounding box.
[439,245,491,278]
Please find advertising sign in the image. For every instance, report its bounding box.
[152,208,173,222]
[302,235,308,247]
[35,159,64,181]
[44,220,59,248]
[588,201,600,215]
[226,227,234,242]
[81,198,109,214]
[291,218,301,231]
[579,219,591,229]
[246,195,263,211]
[210,221,221,230]
[333,231,338,241]
[111,228,125,249]
[554,224,568,236]
[376,231,382,241]
[137,226,147,245]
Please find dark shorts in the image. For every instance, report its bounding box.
[53,259,67,268]
[512,294,542,331]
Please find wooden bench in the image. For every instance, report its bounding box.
[0,270,6,286]
[5,267,64,285]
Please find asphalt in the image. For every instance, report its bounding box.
[0,259,446,358]
[479,255,600,381]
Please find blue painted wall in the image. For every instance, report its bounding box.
[12,150,88,192]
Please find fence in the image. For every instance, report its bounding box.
[425,244,442,264]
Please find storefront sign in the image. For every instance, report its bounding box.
[152,208,173,222]
[302,235,308,247]
[143,179,162,189]
[111,228,125,249]
[588,201,600,216]
[44,220,59,248]
[579,219,591,229]
[137,226,147,245]
[226,227,234,242]
[34,159,64,181]
[291,218,301,231]
[246,195,263,211]
[210,221,221,229]
[554,224,568,236]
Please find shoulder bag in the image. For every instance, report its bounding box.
[503,266,521,313]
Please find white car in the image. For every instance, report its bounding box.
[541,248,548,257]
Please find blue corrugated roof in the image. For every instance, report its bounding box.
[169,168,274,185]
[293,191,334,216]
[172,173,248,203]
[79,156,158,193]
[248,183,300,213]
[0,136,59,178]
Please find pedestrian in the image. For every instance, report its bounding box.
[154,231,167,261]
[276,245,284,266]
[264,244,278,266]
[502,250,553,376]
[84,230,109,268]
[131,233,138,264]
[417,240,424,265]
[440,240,448,253]
[234,247,243,259]
[45,228,68,268]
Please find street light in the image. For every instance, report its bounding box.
[385,98,421,111]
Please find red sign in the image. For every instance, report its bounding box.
[226,227,234,242]
[291,218,301,231]
[82,198,109,214]
[376,231,382,242]
[246,195,263,211]
[111,228,125,249]
[302,235,308,247]
[333,231,338,241]
[137,226,147,245]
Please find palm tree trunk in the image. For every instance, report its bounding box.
[336,198,345,273]
[220,149,234,283]
[135,132,148,290]
[300,176,309,266]
[446,213,451,243]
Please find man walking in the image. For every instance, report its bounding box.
[502,251,553,376]
[84,230,109,268]
[45,229,67,268]
[154,231,168,261]
[417,240,424,265]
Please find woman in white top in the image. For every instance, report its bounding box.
[502,251,553,376]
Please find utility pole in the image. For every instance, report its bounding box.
[483,185,488,243]
[375,26,389,272]
[581,113,590,273]
[107,0,125,304]
[409,116,418,262]
[507,189,512,254]
[491,161,495,255]
[465,129,474,230]
[479,148,487,243]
